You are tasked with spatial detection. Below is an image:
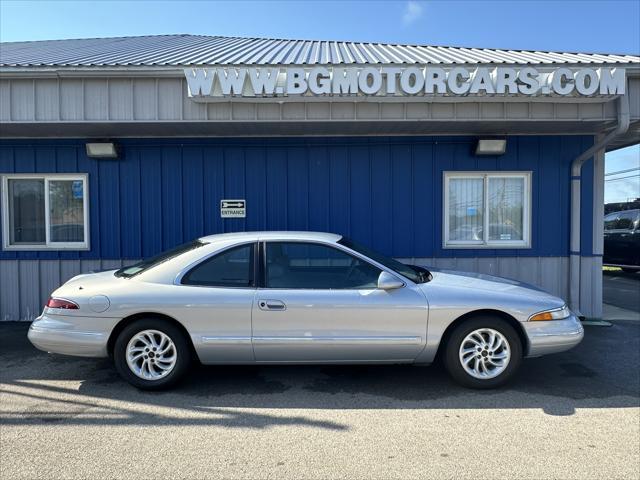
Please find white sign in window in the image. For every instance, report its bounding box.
[220,199,246,218]
[444,172,531,248]
[2,174,89,250]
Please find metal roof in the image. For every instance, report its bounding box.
[1,34,638,68]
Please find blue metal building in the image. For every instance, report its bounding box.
[1,35,639,320]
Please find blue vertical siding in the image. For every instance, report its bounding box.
[139,148,162,258]
[0,136,593,260]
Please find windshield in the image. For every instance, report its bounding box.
[338,237,431,284]
[115,240,208,278]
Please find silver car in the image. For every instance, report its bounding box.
[28,231,584,390]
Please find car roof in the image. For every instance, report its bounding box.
[198,231,343,244]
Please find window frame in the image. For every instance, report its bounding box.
[443,171,532,249]
[178,242,258,289]
[260,240,385,290]
[1,173,90,251]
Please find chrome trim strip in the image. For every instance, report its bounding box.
[527,329,584,338]
[252,336,422,345]
[201,336,252,345]
[29,326,104,337]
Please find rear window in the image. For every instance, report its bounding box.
[115,240,208,278]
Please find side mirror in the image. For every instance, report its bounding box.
[377,271,404,290]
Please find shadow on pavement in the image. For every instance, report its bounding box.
[1,320,638,429]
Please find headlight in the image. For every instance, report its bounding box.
[529,305,571,321]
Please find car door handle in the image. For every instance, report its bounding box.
[258,299,286,311]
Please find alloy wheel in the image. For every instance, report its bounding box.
[458,328,511,380]
[126,329,177,380]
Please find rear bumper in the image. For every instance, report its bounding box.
[28,314,109,357]
[523,314,584,357]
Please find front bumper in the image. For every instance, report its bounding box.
[522,314,584,357]
[28,314,110,357]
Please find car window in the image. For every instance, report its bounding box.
[337,237,429,283]
[182,244,255,287]
[616,211,637,230]
[265,242,381,289]
[115,240,208,278]
[604,213,618,231]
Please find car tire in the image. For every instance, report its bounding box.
[113,318,192,390]
[444,316,523,389]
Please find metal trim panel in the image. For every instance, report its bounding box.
[2,76,637,125]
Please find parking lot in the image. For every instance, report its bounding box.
[1,309,639,479]
[603,269,640,313]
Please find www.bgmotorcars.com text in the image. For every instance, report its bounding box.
[185,66,626,100]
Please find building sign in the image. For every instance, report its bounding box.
[220,199,246,218]
[185,66,626,101]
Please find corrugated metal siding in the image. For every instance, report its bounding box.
[1,35,638,67]
[0,136,592,261]
[0,256,570,321]
[0,258,136,320]
[4,77,635,127]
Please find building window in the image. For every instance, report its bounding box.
[444,172,531,248]
[2,174,89,250]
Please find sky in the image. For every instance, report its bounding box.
[1,0,639,53]
[1,0,638,203]
[606,145,640,204]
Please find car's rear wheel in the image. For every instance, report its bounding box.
[113,318,191,390]
[444,316,523,389]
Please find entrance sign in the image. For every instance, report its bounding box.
[220,199,246,218]
[185,66,626,100]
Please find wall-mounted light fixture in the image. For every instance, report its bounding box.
[86,142,118,159]
[475,139,507,156]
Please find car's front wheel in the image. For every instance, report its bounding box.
[444,316,523,389]
[113,318,191,390]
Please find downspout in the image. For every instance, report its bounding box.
[569,91,630,315]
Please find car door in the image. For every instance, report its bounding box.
[613,211,640,266]
[175,242,257,363]
[605,211,636,265]
[251,241,428,362]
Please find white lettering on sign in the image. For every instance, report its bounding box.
[185,66,626,101]
[220,199,246,218]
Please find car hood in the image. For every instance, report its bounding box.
[422,268,565,307]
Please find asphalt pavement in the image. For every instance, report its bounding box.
[603,270,640,313]
[1,319,639,480]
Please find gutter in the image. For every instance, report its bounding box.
[569,88,630,314]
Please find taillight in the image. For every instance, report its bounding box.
[46,298,79,310]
